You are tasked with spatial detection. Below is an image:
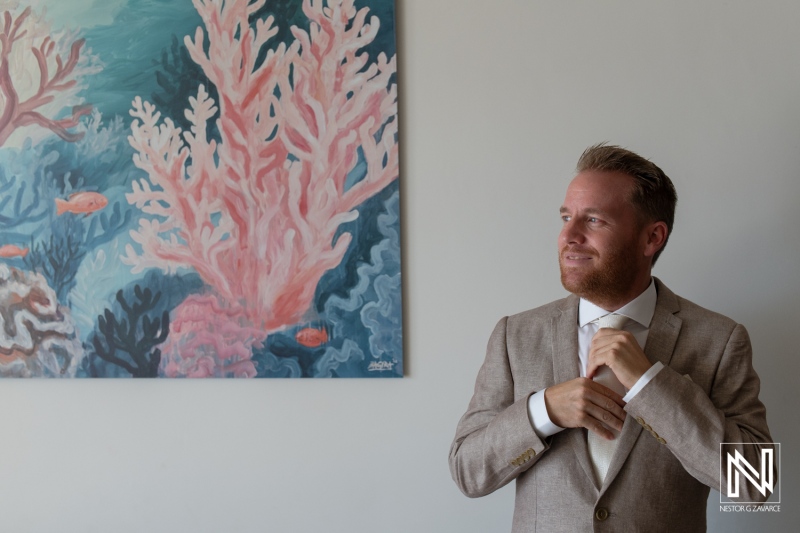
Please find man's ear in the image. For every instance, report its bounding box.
[643,221,668,259]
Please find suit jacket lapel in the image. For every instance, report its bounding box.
[552,295,580,384]
[642,278,682,368]
[600,278,683,493]
[600,410,643,493]
[552,296,598,487]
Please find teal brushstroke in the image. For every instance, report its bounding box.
[80,0,204,119]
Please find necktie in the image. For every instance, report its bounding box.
[586,313,628,485]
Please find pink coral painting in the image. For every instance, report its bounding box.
[0,0,402,378]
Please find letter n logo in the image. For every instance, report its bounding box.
[720,443,780,503]
[727,449,773,497]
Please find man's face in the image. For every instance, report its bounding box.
[558,170,650,308]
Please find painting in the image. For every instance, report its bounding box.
[0,0,402,378]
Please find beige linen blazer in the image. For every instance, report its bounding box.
[450,278,773,532]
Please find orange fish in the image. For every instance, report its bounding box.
[56,192,108,215]
[296,326,329,348]
[0,244,28,258]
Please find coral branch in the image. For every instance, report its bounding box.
[0,6,96,147]
[23,215,88,303]
[0,169,50,229]
[92,287,169,378]
[126,0,399,368]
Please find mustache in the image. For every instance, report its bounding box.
[560,246,597,257]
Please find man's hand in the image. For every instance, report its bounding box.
[544,378,627,440]
[587,329,652,389]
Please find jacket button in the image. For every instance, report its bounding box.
[595,507,609,521]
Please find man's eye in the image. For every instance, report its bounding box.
[588,217,599,223]
[561,215,571,222]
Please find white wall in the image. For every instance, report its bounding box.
[0,1,797,531]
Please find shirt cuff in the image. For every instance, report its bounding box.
[622,361,664,402]
[527,388,566,438]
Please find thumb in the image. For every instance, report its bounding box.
[586,361,600,380]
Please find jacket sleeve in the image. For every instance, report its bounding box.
[449,317,551,498]
[624,323,776,503]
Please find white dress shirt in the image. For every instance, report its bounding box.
[527,279,664,437]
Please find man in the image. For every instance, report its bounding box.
[449,144,774,532]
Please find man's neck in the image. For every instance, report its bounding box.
[582,275,653,312]
[579,279,657,328]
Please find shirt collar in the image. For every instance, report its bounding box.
[578,278,657,328]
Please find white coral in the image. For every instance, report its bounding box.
[0,264,83,377]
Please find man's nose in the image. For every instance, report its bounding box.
[560,219,585,245]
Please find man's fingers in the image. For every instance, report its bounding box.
[586,361,601,380]
[578,402,620,438]
[544,378,627,433]
[587,419,616,440]
[587,333,629,374]
[595,408,625,433]
[592,328,631,345]
[587,399,625,432]
[588,380,626,408]
[586,384,626,431]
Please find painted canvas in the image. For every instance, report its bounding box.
[0,0,402,378]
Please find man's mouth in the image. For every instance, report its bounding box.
[561,249,595,263]
[561,250,594,261]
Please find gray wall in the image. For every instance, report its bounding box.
[0,1,796,531]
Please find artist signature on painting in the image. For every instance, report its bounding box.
[368,360,396,372]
